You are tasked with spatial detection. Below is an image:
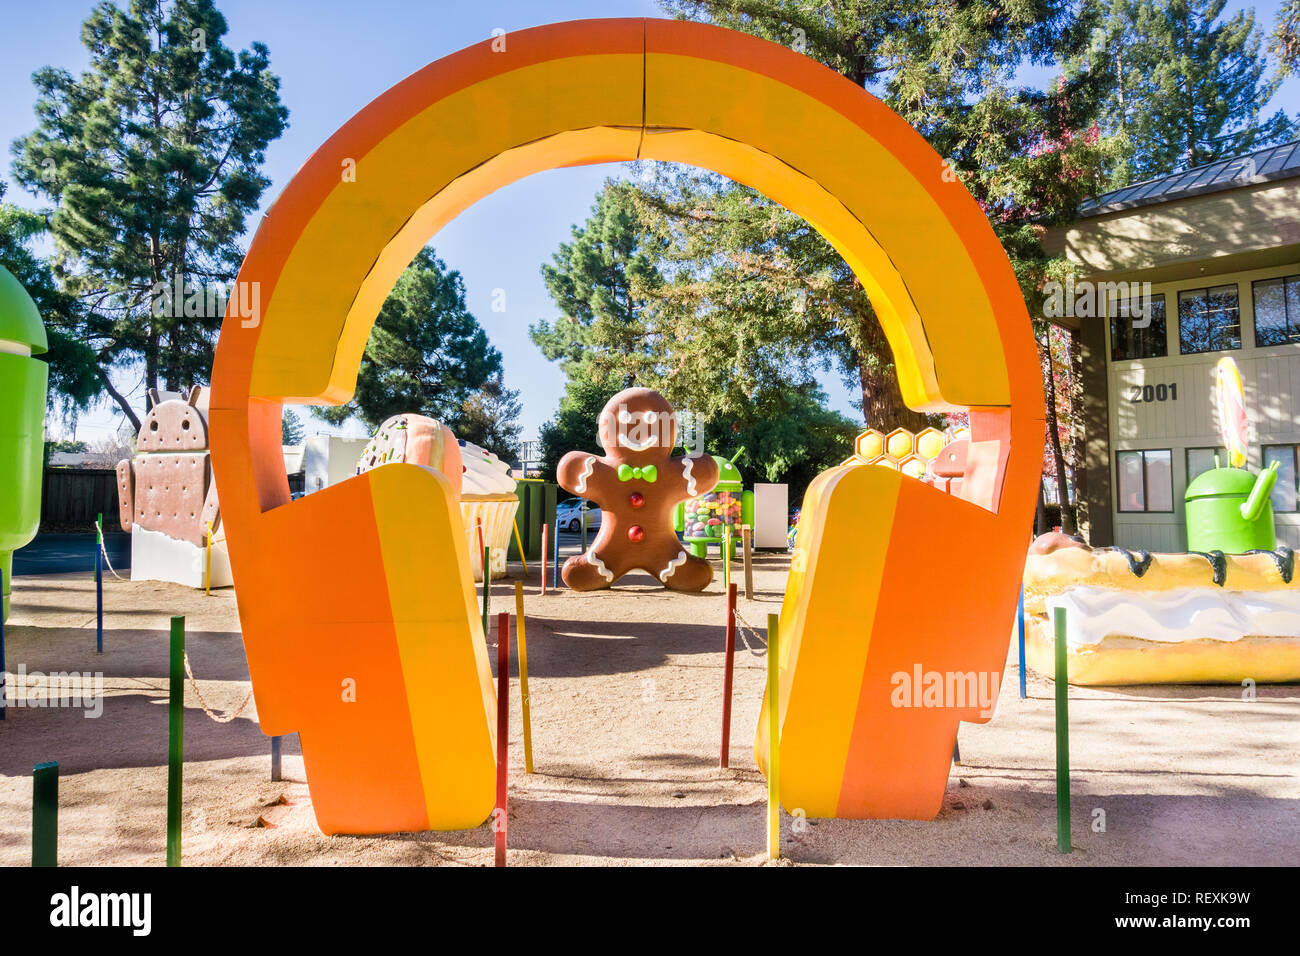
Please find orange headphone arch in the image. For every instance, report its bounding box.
[210,18,1044,834]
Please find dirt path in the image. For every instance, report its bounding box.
[1,556,1295,866]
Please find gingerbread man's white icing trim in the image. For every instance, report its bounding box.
[588,550,615,582]
[658,550,689,583]
[682,456,698,496]
[574,455,596,495]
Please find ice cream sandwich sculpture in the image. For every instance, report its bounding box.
[0,266,48,620]
[116,387,231,588]
[1024,534,1300,685]
[1023,357,1299,685]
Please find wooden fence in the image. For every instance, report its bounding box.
[40,468,123,531]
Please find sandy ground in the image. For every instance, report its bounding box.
[1,553,1296,867]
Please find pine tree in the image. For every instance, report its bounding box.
[1275,0,1300,75]
[1088,0,1294,179]
[280,409,304,445]
[315,248,515,439]
[10,0,288,429]
[529,185,663,391]
[455,377,524,462]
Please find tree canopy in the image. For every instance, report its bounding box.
[316,248,522,461]
[1085,0,1295,181]
[10,0,288,429]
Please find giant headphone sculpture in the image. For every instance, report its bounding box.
[210,19,1045,834]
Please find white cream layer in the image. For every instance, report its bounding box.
[1045,586,1300,649]
[459,439,517,496]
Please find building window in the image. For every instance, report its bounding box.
[1178,285,1241,354]
[1110,293,1167,361]
[1117,449,1173,512]
[1186,446,1227,484]
[1252,275,1300,347]
[1263,445,1299,513]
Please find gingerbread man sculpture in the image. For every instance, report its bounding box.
[558,388,720,591]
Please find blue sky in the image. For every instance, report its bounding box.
[3,0,1298,446]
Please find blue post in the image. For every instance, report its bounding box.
[552,519,560,590]
[271,735,282,782]
[95,514,103,654]
[1,567,6,721]
[1017,586,1026,699]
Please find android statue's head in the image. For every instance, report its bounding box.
[1185,463,1278,554]
[715,448,746,492]
[0,265,49,619]
[137,386,210,451]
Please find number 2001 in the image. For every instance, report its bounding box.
[1128,383,1177,403]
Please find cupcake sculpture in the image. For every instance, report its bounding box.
[457,439,520,581]
[355,415,520,580]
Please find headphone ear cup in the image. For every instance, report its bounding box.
[757,456,1016,820]
[239,465,496,834]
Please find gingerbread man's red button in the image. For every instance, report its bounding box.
[628,492,645,509]
[627,525,645,543]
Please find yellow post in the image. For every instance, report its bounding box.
[512,519,529,574]
[724,524,731,589]
[514,580,534,774]
[767,612,780,859]
[204,521,213,596]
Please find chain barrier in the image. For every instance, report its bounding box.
[94,518,127,580]
[183,651,255,723]
[731,605,768,657]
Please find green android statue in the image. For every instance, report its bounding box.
[674,447,755,560]
[0,265,48,620]
[1184,461,1278,554]
[1183,357,1283,555]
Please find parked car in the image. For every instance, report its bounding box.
[556,497,602,532]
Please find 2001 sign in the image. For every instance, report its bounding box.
[1128,383,1178,403]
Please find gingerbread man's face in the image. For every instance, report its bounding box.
[596,388,677,466]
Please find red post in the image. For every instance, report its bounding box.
[720,582,737,768]
[540,523,548,596]
[495,611,509,867]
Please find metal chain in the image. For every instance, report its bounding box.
[731,605,769,657]
[183,651,255,723]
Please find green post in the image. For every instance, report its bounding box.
[32,761,58,867]
[167,615,184,866]
[481,547,490,636]
[1054,606,1071,854]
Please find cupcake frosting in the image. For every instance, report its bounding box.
[459,440,517,497]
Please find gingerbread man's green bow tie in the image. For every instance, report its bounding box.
[617,464,657,482]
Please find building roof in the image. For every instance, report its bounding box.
[1078,140,1300,218]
